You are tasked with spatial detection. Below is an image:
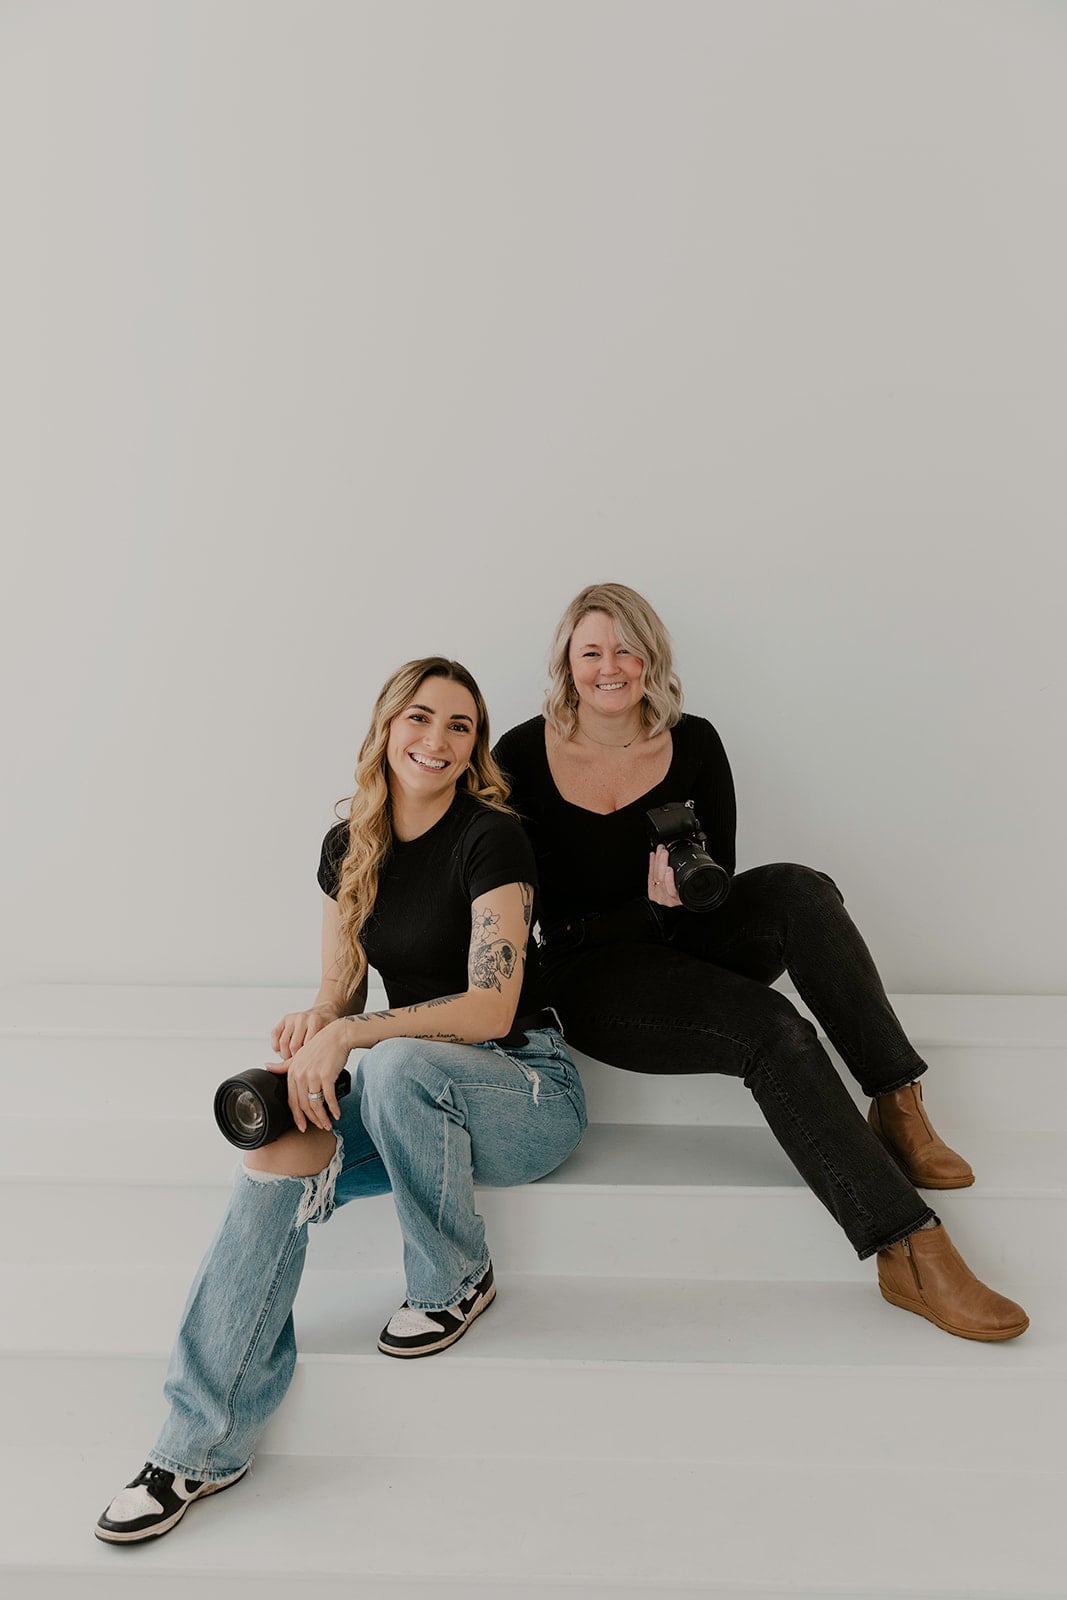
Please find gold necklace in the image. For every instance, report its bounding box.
[576,720,643,750]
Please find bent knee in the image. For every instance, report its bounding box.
[750,996,820,1065]
[362,1036,424,1074]
[244,1126,337,1178]
[759,861,844,907]
[359,1036,439,1099]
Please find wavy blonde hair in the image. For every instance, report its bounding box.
[543,582,683,739]
[333,657,513,1006]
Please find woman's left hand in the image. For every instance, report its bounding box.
[647,845,683,908]
[266,1017,351,1133]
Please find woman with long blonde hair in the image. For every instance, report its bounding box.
[97,656,585,1545]
[494,583,1028,1346]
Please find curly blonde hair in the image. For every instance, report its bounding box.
[543,582,683,740]
[333,657,513,1006]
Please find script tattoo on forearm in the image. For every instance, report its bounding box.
[404,997,464,1041]
[468,904,518,994]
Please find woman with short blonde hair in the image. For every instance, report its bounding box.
[544,581,683,739]
[494,583,1028,1346]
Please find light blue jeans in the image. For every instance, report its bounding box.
[150,1028,585,1481]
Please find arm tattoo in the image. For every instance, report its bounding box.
[520,882,533,928]
[406,994,462,1013]
[469,902,518,994]
[344,1002,461,1044]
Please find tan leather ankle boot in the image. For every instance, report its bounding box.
[877,1225,1028,1341]
[868,1081,974,1188]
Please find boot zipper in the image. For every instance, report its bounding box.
[902,1235,923,1291]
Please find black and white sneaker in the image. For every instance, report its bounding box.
[95,1460,249,1543]
[378,1262,496,1358]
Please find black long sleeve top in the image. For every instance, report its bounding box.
[492,714,737,932]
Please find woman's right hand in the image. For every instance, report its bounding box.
[271,1003,341,1061]
[648,845,683,908]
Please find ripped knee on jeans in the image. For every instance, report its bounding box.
[241,1136,344,1227]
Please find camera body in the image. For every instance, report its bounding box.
[646,800,730,913]
[214,1067,353,1149]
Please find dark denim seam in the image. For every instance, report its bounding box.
[789,961,926,1094]
[747,1049,876,1231]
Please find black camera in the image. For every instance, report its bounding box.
[646,800,730,913]
[213,1067,353,1149]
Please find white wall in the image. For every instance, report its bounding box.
[2,0,1065,995]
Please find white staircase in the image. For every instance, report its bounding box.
[2,985,1064,1599]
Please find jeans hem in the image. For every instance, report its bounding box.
[856,1206,939,1261]
[872,1061,928,1096]
[406,1249,492,1314]
[148,1451,252,1485]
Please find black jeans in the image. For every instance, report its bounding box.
[541,863,936,1259]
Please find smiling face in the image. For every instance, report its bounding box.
[567,610,645,721]
[385,675,478,803]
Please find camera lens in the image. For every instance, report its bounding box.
[227,1086,267,1141]
[213,1065,354,1150]
[670,844,731,912]
[676,857,730,911]
[213,1068,290,1149]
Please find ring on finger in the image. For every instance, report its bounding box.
[307,1091,323,1103]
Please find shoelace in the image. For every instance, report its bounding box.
[133,1464,172,1491]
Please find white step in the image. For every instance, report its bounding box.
[4,1264,1055,1369]
[2,1274,1058,1471]
[10,1030,1067,1131]
[3,985,1062,1600]
[7,1154,1060,1283]
[1,1445,1062,1600]
[5,1109,1063,1192]
[8,986,1067,1132]
[6,1341,1063,1474]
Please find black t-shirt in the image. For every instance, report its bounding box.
[492,714,737,929]
[317,790,543,1013]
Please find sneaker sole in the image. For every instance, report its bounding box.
[879,1284,1029,1342]
[94,1464,249,1543]
[378,1280,496,1358]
